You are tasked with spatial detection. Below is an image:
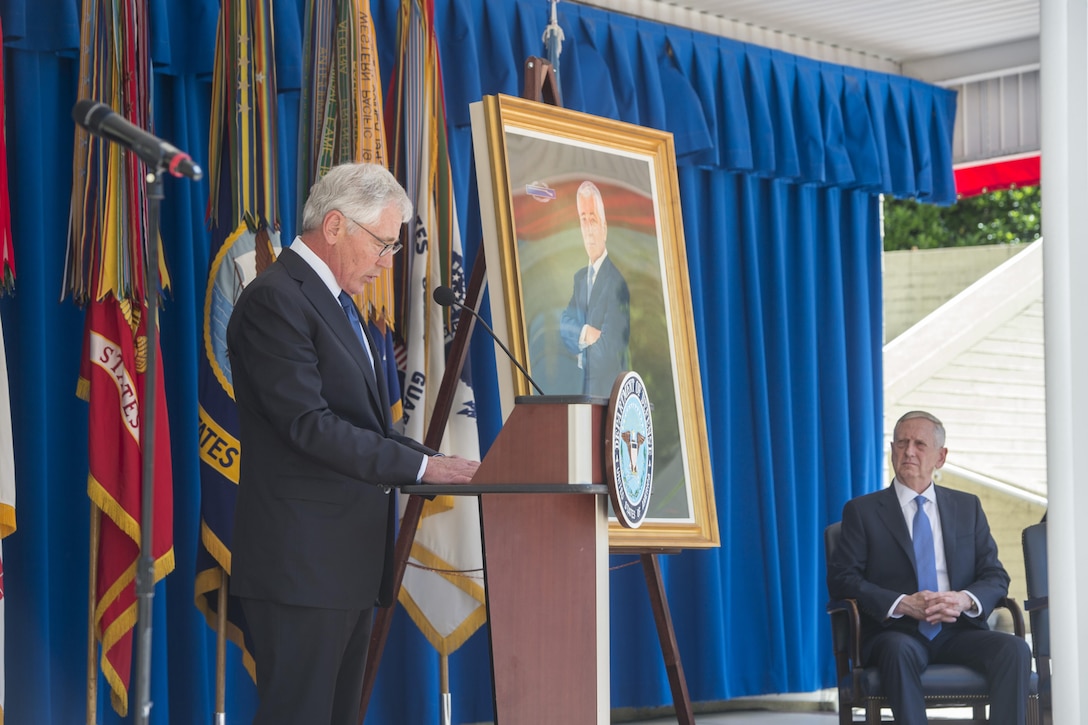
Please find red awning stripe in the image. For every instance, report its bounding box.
[954,153,1040,198]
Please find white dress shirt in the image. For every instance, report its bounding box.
[886,478,981,620]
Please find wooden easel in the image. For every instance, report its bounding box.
[523,55,561,106]
[358,56,694,725]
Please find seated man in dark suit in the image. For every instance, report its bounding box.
[828,410,1031,725]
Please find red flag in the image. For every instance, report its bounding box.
[78,295,174,716]
[0,15,17,720]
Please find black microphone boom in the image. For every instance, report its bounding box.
[72,99,203,181]
[432,285,545,395]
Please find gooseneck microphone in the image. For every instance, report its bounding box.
[433,285,545,395]
[72,99,204,181]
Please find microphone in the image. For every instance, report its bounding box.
[432,285,545,395]
[72,99,204,181]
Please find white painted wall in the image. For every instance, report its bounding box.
[1040,0,1088,719]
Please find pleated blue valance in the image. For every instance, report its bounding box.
[0,0,957,721]
[0,0,956,201]
[411,0,958,202]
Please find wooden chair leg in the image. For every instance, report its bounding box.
[972,703,986,722]
[866,701,882,724]
[839,701,854,725]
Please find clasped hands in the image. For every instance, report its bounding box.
[895,590,974,625]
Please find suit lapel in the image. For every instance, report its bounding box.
[875,485,915,567]
[362,322,394,429]
[279,249,384,409]
[935,486,959,582]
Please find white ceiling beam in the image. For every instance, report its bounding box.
[885,37,1037,84]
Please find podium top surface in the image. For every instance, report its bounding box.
[513,394,610,406]
[400,483,609,496]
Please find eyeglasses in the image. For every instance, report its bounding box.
[340,211,403,257]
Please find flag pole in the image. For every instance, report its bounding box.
[357,254,487,721]
[86,506,100,725]
[215,576,228,725]
[439,653,451,725]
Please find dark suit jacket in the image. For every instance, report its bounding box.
[227,247,433,611]
[559,255,630,397]
[827,484,1010,649]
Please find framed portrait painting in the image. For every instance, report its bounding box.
[470,94,718,549]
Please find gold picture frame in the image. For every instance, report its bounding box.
[470,94,718,549]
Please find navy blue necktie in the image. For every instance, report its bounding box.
[338,291,393,429]
[913,494,941,639]
[338,292,373,367]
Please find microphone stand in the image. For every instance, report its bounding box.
[452,307,544,395]
[73,97,201,722]
[133,167,163,725]
[434,287,545,395]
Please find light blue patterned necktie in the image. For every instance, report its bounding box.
[587,264,596,304]
[913,494,941,639]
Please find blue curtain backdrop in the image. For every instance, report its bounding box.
[0,0,956,722]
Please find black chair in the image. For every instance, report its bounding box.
[824,521,1040,724]
[1022,521,1050,724]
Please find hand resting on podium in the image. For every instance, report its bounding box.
[423,455,480,484]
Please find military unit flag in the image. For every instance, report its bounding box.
[67,0,175,715]
[195,0,282,682]
[390,0,486,654]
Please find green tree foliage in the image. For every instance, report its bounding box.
[883,185,1042,251]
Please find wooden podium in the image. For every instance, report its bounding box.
[404,396,611,724]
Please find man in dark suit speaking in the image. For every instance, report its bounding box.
[227,162,479,725]
[559,180,630,397]
[828,410,1030,725]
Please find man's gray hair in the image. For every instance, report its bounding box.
[300,163,413,232]
[576,180,607,227]
[895,410,946,448]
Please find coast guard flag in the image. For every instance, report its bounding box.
[391,0,485,654]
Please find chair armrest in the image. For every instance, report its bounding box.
[995,596,1026,638]
[826,598,862,676]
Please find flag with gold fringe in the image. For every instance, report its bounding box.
[0,15,17,721]
[77,297,175,718]
[390,0,485,655]
[297,0,403,422]
[66,0,175,715]
[194,0,281,682]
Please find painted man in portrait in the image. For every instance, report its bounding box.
[559,180,631,397]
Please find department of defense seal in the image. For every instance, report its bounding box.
[606,371,654,528]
